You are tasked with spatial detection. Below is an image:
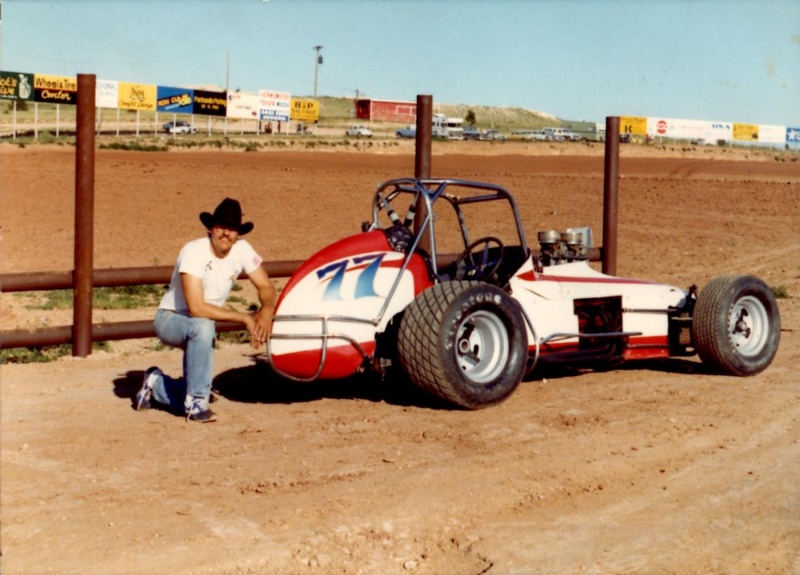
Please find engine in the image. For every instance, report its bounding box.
[538,227,592,266]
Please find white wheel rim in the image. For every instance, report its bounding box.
[729,295,769,357]
[455,311,509,383]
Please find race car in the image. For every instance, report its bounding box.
[267,178,781,409]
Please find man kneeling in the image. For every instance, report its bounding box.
[134,198,276,422]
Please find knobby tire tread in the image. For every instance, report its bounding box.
[398,281,475,406]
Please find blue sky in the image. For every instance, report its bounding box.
[1,0,798,126]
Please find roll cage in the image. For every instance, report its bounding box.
[269,178,534,381]
[363,178,532,283]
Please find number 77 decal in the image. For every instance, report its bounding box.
[316,253,387,301]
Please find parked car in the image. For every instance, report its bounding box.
[463,126,481,140]
[268,178,781,410]
[163,121,197,135]
[524,130,549,141]
[485,129,508,141]
[395,125,416,138]
[346,125,373,138]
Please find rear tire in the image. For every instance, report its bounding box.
[397,281,528,409]
[692,275,780,376]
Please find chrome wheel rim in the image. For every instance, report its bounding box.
[455,311,508,383]
[729,295,769,357]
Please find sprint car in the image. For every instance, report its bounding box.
[267,178,781,409]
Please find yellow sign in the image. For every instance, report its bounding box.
[733,123,759,141]
[35,74,78,92]
[620,116,648,136]
[118,82,156,111]
[291,98,319,122]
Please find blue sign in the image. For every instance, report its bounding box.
[157,86,194,113]
[260,108,290,121]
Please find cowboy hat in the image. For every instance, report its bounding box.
[200,198,254,235]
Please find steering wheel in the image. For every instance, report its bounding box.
[453,237,505,282]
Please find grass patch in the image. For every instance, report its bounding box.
[771,285,790,299]
[99,141,168,152]
[27,285,165,310]
[217,330,250,345]
[1,341,110,364]
[226,296,254,308]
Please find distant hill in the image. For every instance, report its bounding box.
[313,96,589,132]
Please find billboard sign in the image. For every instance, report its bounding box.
[226,91,261,119]
[758,125,786,145]
[291,98,319,122]
[118,82,156,111]
[0,71,34,101]
[707,121,733,143]
[646,117,729,144]
[259,89,290,121]
[733,123,759,142]
[157,86,193,113]
[193,89,227,116]
[620,116,648,136]
[96,79,118,108]
[34,74,77,104]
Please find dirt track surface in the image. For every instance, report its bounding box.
[1,144,799,575]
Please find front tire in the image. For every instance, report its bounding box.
[692,275,780,376]
[397,281,528,409]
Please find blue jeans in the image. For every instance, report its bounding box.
[150,309,216,414]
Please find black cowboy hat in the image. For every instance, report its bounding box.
[200,198,254,235]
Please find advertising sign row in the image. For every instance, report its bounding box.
[0,71,319,122]
[618,116,799,145]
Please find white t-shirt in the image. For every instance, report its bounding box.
[159,237,263,313]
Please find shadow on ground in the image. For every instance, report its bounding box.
[111,359,452,411]
[211,357,452,409]
[112,356,713,414]
[525,356,713,383]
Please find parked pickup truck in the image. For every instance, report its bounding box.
[463,126,481,140]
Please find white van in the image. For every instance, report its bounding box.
[543,127,582,141]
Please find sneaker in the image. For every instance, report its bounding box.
[135,367,162,411]
[185,397,218,423]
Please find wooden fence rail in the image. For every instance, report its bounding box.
[0,261,303,350]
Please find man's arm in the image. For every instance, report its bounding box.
[246,265,277,347]
[181,273,257,332]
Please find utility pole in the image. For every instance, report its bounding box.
[313,45,323,99]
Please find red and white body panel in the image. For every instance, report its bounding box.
[268,230,433,380]
[508,259,687,360]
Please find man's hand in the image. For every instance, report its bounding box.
[249,308,273,349]
[246,265,277,350]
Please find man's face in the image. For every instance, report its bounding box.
[209,224,239,257]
